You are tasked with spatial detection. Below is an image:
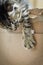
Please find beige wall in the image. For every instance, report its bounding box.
[29,0,43,8]
[29,0,36,8]
[36,0,43,8]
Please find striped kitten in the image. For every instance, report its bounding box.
[0,0,36,49]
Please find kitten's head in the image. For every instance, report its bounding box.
[5,0,22,21]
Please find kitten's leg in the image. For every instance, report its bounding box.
[24,27,36,49]
[22,9,36,49]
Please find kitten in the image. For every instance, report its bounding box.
[0,0,36,49]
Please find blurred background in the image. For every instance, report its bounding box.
[29,0,43,9]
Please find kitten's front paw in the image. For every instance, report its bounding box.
[24,36,36,49]
[24,29,36,49]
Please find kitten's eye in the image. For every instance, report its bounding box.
[14,7,17,10]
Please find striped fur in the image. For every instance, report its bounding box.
[21,3,36,49]
[0,0,36,49]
